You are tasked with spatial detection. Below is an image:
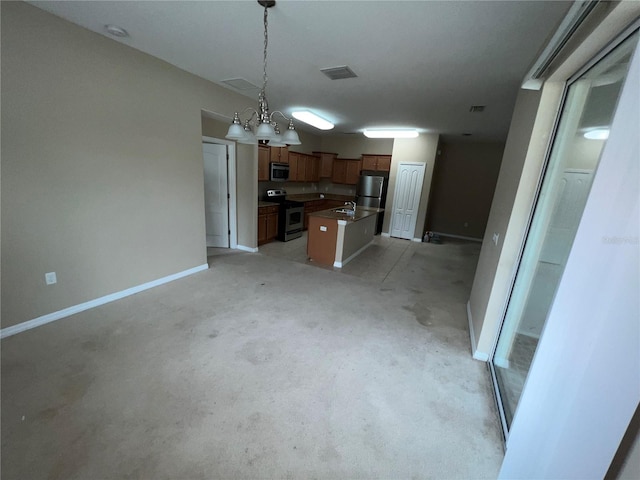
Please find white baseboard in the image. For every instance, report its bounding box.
[0,263,209,339]
[381,232,391,238]
[412,237,423,243]
[236,245,259,253]
[432,231,483,242]
[333,240,374,268]
[467,301,489,362]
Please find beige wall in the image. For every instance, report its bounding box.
[467,84,565,357]
[320,135,393,158]
[1,2,258,328]
[383,134,440,239]
[427,142,504,239]
[290,130,323,155]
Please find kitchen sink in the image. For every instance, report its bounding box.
[333,208,355,215]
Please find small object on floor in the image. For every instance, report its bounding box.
[423,231,442,244]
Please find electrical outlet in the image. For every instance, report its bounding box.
[492,233,500,246]
[45,272,57,285]
[464,222,469,228]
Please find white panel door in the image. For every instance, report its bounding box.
[391,162,426,239]
[202,143,229,248]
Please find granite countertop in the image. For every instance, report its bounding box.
[258,201,279,207]
[308,206,384,223]
[286,193,355,203]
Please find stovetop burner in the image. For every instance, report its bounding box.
[265,189,303,207]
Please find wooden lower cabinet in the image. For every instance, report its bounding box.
[303,200,324,229]
[258,205,279,245]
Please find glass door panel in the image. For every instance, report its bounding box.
[491,31,638,431]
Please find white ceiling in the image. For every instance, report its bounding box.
[30,0,572,142]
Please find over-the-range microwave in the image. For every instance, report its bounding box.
[270,162,289,182]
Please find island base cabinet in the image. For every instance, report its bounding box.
[307,217,338,266]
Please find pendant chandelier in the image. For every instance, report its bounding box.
[225,0,301,146]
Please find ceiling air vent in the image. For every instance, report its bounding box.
[221,78,259,90]
[469,105,485,113]
[320,66,358,80]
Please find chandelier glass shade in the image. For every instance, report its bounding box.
[226,1,301,146]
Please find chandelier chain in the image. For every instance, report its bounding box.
[262,4,268,94]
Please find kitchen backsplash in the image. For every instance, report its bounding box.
[258,179,355,199]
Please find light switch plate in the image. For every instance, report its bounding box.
[45,272,57,285]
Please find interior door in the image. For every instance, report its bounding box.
[202,143,229,248]
[391,163,425,239]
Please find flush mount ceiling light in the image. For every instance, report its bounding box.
[105,24,129,38]
[583,128,609,140]
[363,129,419,139]
[291,111,334,131]
[225,0,300,146]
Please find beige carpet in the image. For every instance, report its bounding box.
[2,237,503,479]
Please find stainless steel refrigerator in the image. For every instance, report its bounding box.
[356,172,388,234]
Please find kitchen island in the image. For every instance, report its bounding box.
[307,206,383,268]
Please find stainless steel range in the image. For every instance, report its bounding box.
[265,189,304,242]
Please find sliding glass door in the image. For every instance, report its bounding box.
[491,30,638,433]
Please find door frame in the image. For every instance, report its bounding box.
[202,136,237,249]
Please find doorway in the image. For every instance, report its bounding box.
[202,137,237,250]
[490,30,638,435]
[390,162,426,240]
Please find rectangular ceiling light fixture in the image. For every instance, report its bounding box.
[291,111,334,130]
[363,129,419,139]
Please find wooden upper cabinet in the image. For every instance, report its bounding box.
[270,146,289,164]
[288,152,306,182]
[361,156,377,171]
[345,159,362,185]
[314,152,337,178]
[376,155,392,171]
[297,155,308,182]
[308,155,320,182]
[258,145,270,181]
[289,151,300,181]
[331,159,347,184]
[361,154,392,172]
